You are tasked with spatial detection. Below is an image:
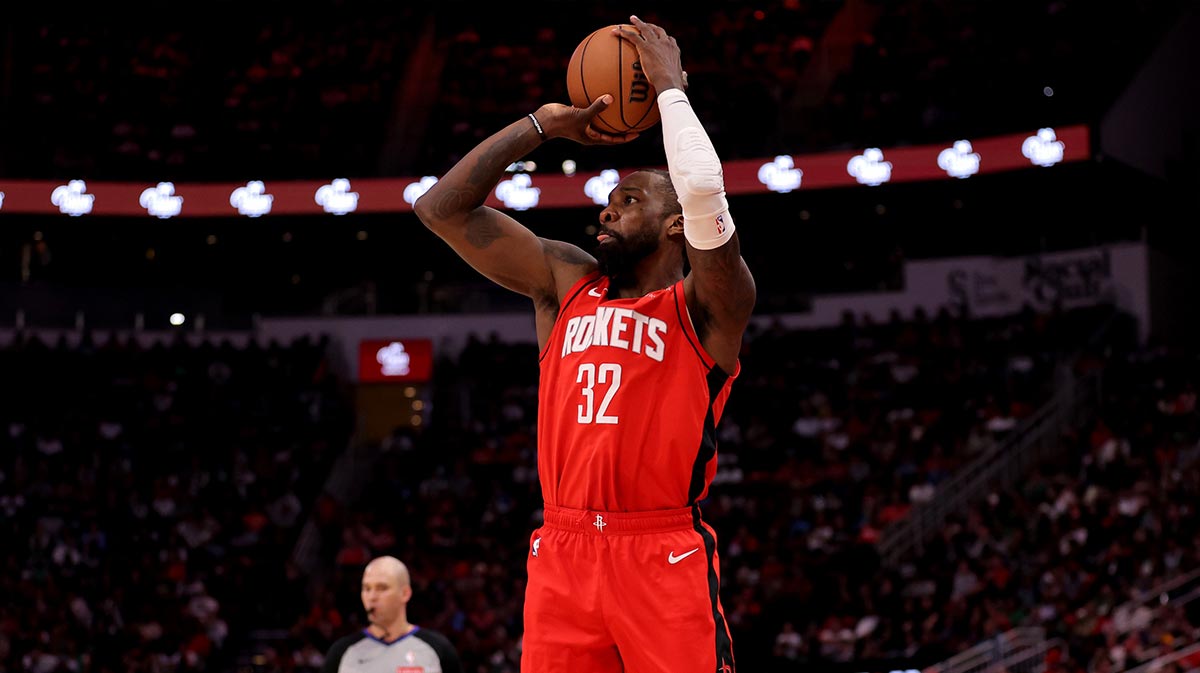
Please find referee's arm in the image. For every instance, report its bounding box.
[320,636,354,673]
[417,630,463,673]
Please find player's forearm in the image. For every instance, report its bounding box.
[660,89,734,251]
[415,116,544,227]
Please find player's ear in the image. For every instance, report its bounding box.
[666,214,684,236]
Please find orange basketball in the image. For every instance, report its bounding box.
[566,24,660,134]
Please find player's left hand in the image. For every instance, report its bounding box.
[536,98,640,145]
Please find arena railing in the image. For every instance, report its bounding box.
[988,638,1067,673]
[878,366,1102,565]
[1122,641,1200,673]
[922,627,1047,673]
[1110,568,1200,637]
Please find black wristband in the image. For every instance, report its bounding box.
[528,113,546,140]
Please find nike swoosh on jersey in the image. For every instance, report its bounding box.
[588,287,604,297]
[668,548,700,564]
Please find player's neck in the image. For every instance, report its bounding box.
[368,618,414,642]
[607,257,683,299]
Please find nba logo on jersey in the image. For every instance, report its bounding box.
[397,649,422,672]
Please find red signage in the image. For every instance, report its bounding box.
[0,125,1090,217]
[358,339,433,383]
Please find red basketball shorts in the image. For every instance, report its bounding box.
[521,504,736,673]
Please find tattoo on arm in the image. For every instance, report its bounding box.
[429,188,471,220]
[467,138,518,187]
[429,126,531,221]
[544,241,594,266]
[464,213,507,249]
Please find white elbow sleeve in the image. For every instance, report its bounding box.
[659,88,735,250]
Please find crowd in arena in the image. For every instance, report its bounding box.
[2,2,1194,672]
[2,301,1195,673]
[4,0,1177,181]
[264,304,1194,673]
[0,333,353,672]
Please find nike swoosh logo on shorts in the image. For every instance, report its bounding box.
[668,548,700,564]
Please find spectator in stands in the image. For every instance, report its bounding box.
[0,332,352,672]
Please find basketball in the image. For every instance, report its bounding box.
[566,24,660,134]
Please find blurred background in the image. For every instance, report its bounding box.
[1,1,1198,672]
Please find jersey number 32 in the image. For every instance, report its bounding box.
[576,363,622,424]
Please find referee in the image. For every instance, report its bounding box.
[321,556,462,673]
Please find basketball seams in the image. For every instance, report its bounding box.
[577,31,597,113]
[617,30,629,129]
[626,35,658,132]
[618,30,655,132]
[568,24,659,134]
[627,102,659,131]
[592,114,624,134]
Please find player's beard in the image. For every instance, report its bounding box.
[595,227,659,285]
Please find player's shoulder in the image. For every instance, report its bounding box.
[542,240,599,293]
[541,238,598,272]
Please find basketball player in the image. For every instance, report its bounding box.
[414,16,754,673]
[321,556,462,673]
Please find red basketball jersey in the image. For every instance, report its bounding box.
[537,272,739,511]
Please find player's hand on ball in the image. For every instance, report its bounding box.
[536,98,640,145]
[615,17,686,93]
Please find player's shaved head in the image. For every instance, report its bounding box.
[637,168,681,219]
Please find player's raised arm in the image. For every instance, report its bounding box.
[617,17,756,370]
[414,97,637,302]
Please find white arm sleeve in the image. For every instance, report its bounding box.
[659,88,735,250]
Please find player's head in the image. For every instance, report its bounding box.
[595,169,683,279]
[361,556,412,627]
